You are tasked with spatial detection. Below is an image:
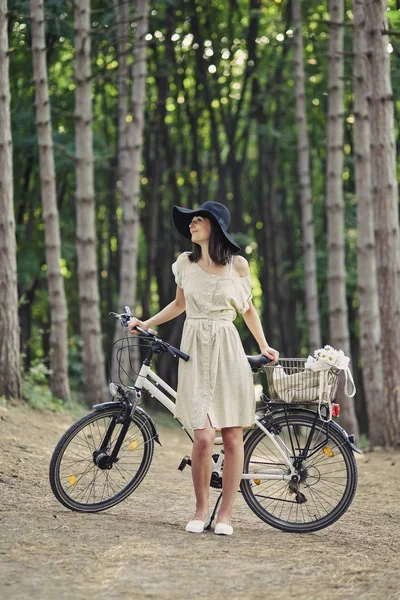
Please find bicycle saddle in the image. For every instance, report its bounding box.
[246,354,271,371]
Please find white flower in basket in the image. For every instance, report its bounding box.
[309,345,349,371]
[306,346,355,395]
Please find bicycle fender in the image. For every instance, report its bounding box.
[263,405,362,454]
[135,406,162,446]
[328,420,363,454]
[92,402,162,446]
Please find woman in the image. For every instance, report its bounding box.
[129,201,279,536]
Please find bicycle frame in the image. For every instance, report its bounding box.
[130,361,297,482]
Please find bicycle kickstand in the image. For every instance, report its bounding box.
[206,492,223,530]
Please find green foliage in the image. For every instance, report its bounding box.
[8,0,400,433]
[21,361,64,411]
[387,11,400,29]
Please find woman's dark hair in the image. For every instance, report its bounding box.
[188,213,233,265]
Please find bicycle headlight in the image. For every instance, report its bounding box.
[109,383,119,398]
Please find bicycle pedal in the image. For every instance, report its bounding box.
[178,455,192,471]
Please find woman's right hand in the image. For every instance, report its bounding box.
[128,317,150,335]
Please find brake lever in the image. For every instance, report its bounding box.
[124,306,133,318]
[109,311,132,328]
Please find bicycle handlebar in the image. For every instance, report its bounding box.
[109,307,190,362]
[164,343,190,362]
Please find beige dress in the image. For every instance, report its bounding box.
[172,252,256,430]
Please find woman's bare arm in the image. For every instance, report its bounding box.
[242,301,279,363]
[234,256,279,363]
[128,286,185,334]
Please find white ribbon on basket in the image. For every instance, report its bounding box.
[305,353,356,422]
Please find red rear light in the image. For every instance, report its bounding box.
[332,403,340,417]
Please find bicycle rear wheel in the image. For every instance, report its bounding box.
[49,406,154,512]
[241,413,358,533]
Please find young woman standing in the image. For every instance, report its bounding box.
[129,202,279,535]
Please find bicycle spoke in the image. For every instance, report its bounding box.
[53,409,152,508]
[242,414,357,531]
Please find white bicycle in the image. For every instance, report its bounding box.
[49,307,361,533]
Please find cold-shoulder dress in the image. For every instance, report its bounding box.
[172,251,256,430]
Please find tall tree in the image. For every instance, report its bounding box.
[113,0,149,372]
[326,0,358,437]
[0,0,21,400]
[111,0,131,377]
[75,0,107,403]
[30,0,71,401]
[352,0,384,446]
[113,0,130,210]
[113,0,149,375]
[118,0,148,311]
[292,0,321,353]
[365,0,400,446]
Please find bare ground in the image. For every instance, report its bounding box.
[0,404,399,600]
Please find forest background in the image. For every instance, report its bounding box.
[1,0,400,447]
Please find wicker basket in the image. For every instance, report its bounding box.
[262,358,340,404]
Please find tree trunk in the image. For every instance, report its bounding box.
[74,0,107,404]
[352,0,384,446]
[255,133,272,344]
[30,0,71,401]
[292,0,321,353]
[119,0,148,310]
[365,0,400,447]
[114,0,130,186]
[326,0,359,437]
[142,145,161,320]
[0,0,21,400]
[113,0,149,378]
[142,42,168,321]
[110,0,130,378]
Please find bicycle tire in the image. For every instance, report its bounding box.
[49,406,154,512]
[241,413,358,533]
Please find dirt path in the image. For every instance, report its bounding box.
[0,404,399,600]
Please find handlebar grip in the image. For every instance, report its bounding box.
[260,356,271,364]
[167,344,190,362]
[135,326,151,337]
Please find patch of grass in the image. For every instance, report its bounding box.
[22,362,65,412]
[20,361,85,418]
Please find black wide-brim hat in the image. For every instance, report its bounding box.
[172,201,241,253]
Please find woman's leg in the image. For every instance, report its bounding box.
[217,426,244,524]
[190,416,215,520]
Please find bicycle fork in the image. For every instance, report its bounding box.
[92,413,131,470]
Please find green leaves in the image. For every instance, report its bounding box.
[386,11,400,29]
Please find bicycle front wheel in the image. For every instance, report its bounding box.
[49,406,154,512]
[241,413,358,533]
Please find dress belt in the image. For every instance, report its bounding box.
[186,315,234,322]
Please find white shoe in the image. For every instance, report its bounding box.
[185,515,211,533]
[214,522,233,536]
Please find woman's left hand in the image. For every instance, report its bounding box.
[260,344,279,364]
